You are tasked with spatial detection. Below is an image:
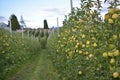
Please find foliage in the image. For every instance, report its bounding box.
[0,29,41,80]
[8,14,20,30]
[48,0,120,80]
[39,36,47,49]
[39,30,49,49]
[26,28,49,49]
[40,30,44,37]
[44,29,49,38]
[35,30,40,37]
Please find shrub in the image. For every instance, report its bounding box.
[44,29,49,38]
[48,0,120,80]
[0,29,41,79]
[39,36,47,49]
[40,30,44,37]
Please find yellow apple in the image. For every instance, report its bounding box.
[112,13,119,19]
[113,72,119,78]
[110,58,115,64]
[108,19,114,24]
[114,50,119,56]
[103,52,108,58]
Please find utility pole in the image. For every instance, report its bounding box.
[9,18,12,37]
[20,15,27,39]
[21,25,24,39]
[57,17,59,34]
[20,16,24,39]
[70,0,73,12]
[27,29,29,38]
[57,17,59,27]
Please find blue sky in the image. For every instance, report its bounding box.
[1,0,119,28]
[0,0,80,28]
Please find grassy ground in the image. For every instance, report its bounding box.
[6,49,60,80]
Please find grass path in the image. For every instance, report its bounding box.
[7,49,60,80]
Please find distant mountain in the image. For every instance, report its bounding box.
[0,22,7,28]
[0,16,7,21]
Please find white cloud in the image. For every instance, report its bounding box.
[37,8,68,17]
[26,7,69,28]
[19,0,120,28]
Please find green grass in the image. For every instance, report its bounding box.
[6,49,60,80]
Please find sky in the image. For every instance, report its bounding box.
[0,0,80,28]
[0,0,119,28]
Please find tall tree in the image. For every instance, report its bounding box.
[8,14,20,30]
[43,19,49,29]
